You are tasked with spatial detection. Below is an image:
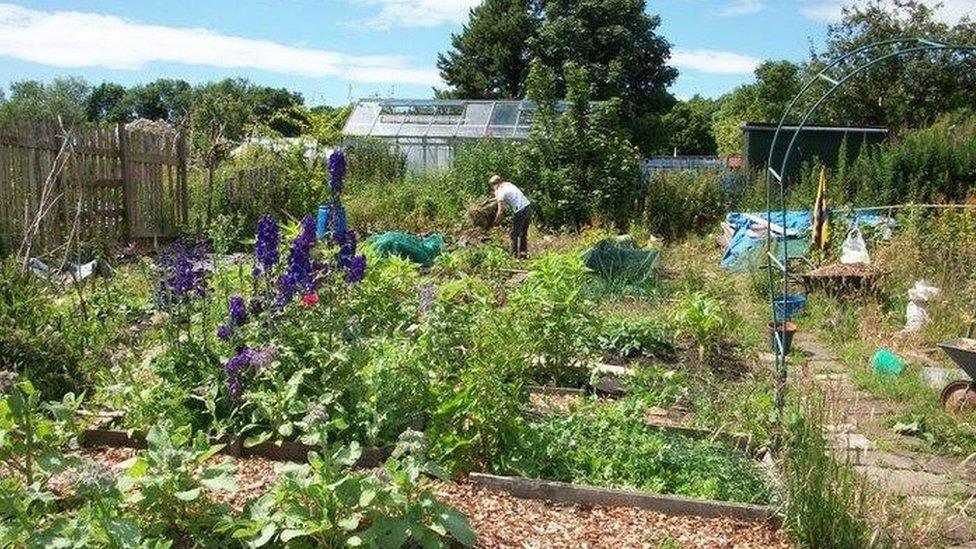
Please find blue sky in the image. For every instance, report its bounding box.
[0,1,971,106]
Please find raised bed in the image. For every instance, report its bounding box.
[468,473,777,524]
[80,429,392,468]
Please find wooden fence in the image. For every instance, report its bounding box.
[0,121,188,256]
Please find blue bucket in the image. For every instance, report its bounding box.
[773,294,807,323]
[316,203,347,240]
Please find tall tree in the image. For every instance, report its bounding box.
[711,60,803,156]
[0,77,90,126]
[123,79,193,125]
[530,0,677,152]
[86,82,129,124]
[437,0,540,99]
[662,96,720,155]
[814,0,976,129]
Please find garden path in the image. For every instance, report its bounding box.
[793,330,976,546]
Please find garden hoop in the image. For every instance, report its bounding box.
[764,38,976,414]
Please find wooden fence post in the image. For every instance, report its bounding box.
[118,122,134,240]
[177,130,188,227]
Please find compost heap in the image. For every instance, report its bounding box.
[466,199,499,230]
[370,231,444,267]
[585,236,660,284]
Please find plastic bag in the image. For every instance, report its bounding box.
[840,227,871,264]
[904,280,940,332]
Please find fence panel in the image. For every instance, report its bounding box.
[0,121,188,256]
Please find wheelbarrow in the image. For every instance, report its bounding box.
[938,310,976,413]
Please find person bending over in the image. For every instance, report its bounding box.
[490,175,532,258]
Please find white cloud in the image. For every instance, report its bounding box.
[351,0,481,29]
[672,49,761,75]
[801,0,976,24]
[0,3,442,86]
[714,0,765,17]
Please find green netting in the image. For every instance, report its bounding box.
[585,238,660,284]
[369,231,444,266]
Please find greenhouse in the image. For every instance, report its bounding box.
[342,99,572,171]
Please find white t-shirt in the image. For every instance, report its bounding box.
[494,182,530,213]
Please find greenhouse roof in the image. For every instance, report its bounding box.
[342,99,575,140]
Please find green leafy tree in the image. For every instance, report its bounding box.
[712,60,802,156]
[813,0,976,130]
[248,85,308,136]
[437,0,540,99]
[123,79,193,125]
[530,0,677,152]
[85,82,130,124]
[517,60,642,231]
[0,77,90,126]
[438,0,676,152]
[663,96,720,155]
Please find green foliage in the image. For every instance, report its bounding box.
[662,96,719,155]
[345,171,470,234]
[518,60,643,231]
[119,424,238,542]
[712,60,802,156]
[782,398,876,548]
[642,170,726,241]
[438,0,677,153]
[814,0,976,130]
[453,139,521,196]
[819,113,976,206]
[0,380,82,486]
[497,397,771,504]
[0,77,91,126]
[671,290,735,364]
[597,316,674,361]
[510,252,597,385]
[529,0,678,153]
[230,441,474,548]
[437,0,538,99]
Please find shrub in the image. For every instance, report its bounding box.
[642,170,726,241]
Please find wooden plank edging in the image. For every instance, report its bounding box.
[526,385,587,396]
[467,473,778,524]
[80,429,391,468]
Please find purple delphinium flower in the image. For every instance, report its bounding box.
[224,346,254,401]
[345,255,366,284]
[228,295,247,327]
[333,230,366,284]
[155,239,210,309]
[216,324,232,341]
[328,149,347,198]
[276,215,319,306]
[255,215,280,277]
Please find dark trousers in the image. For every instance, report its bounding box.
[510,205,531,258]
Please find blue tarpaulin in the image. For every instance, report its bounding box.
[721,210,885,270]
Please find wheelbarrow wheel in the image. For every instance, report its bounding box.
[940,380,976,414]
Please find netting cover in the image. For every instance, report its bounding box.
[369,231,444,266]
[585,238,660,283]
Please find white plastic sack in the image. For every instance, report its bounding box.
[908,280,939,302]
[904,301,930,333]
[841,227,871,264]
[904,281,940,333]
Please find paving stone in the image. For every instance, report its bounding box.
[922,366,969,390]
[856,465,961,497]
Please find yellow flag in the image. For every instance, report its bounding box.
[813,168,830,250]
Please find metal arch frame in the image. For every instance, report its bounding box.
[765,38,976,412]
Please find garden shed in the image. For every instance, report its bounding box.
[741,122,888,180]
[342,99,572,172]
